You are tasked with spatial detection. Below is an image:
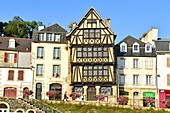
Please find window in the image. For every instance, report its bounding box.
[53,65,60,77]
[89,29,94,38]
[145,59,153,69]
[8,38,15,48]
[83,29,100,38]
[18,70,24,81]
[38,33,44,41]
[146,75,152,85]
[133,59,139,68]
[120,59,125,68]
[96,29,100,38]
[83,66,108,76]
[36,64,43,76]
[100,87,112,95]
[4,53,17,63]
[8,70,14,80]
[46,33,52,41]
[77,47,82,57]
[133,75,139,84]
[167,74,170,86]
[103,47,108,57]
[74,87,83,94]
[167,57,170,67]
[87,19,97,23]
[145,43,152,52]
[78,47,108,58]
[53,48,60,59]
[120,42,127,52]
[133,42,139,52]
[37,47,44,58]
[84,30,88,38]
[103,66,108,76]
[54,34,60,42]
[119,75,125,84]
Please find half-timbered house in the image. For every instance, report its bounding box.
[67,7,117,101]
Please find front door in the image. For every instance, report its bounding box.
[36,83,42,99]
[50,83,62,100]
[87,86,96,101]
[133,92,139,107]
[4,87,17,98]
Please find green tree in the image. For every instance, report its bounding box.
[3,16,44,38]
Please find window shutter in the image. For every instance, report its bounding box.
[167,57,170,67]
[167,74,170,86]
[18,71,24,80]
[8,70,14,80]
[4,52,8,62]
[14,53,17,63]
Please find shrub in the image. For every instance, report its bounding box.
[118,97,128,105]
[69,92,81,100]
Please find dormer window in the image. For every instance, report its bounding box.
[54,34,60,42]
[120,42,127,52]
[8,38,15,48]
[133,42,139,52]
[145,43,152,52]
[38,33,44,41]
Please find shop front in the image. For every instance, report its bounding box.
[143,92,155,107]
[159,90,170,108]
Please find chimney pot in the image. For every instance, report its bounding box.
[106,18,111,28]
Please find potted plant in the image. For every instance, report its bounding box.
[118,97,128,105]
[46,90,57,100]
[143,98,155,107]
[23,89,33,100]
[70,92,81,100]
[96,94,105,101]
[162,99,170,108]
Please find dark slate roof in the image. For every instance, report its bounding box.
[32,23,67,43]
[115,35,156,57]
[117,35,145,47]
[41,23,67,32]
[154,38,170,52]
[0,37,31,51]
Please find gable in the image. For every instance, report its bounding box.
[67,7,116,38]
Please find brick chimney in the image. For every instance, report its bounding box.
[106,18,111,28]
[38,26,45,31]
[72,22,77,30]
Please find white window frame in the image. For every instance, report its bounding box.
[146,75,152,85]
[36,64,43,76]
[120,58,125,68]
[53,65,60,77]
[37,47,44,58]
[8,38,15,48]
[133,42,139,52]
[145,59,153,69]
[145,43,152,52]
[133,59,139,68]
[133,75,139,84]
[120,42,127,52]
[119,75,125,85]
[8,53,14,62]
[53,48,60,59]
[38,33,44,41]
[54,34,61,42]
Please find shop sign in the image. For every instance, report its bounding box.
[143,92,155,98]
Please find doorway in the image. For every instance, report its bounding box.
[87,86,96,101]
[36,83,42,99]
[49,83,62,100]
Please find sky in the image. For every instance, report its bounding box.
[1,0,170,44]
